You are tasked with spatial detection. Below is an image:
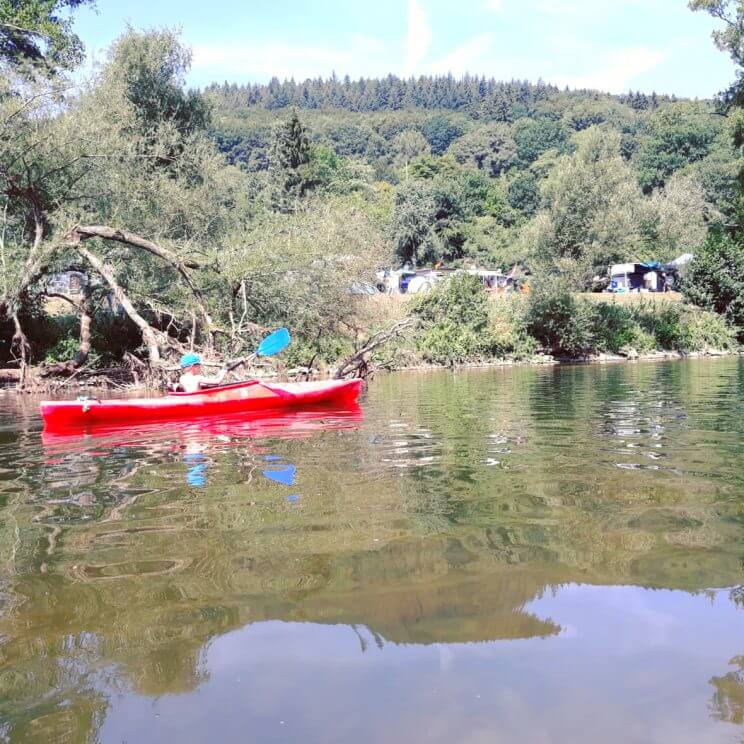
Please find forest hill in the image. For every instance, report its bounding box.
[206,75,671,115]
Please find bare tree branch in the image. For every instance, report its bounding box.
[334,317,417,380]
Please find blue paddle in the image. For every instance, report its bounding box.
[257,327,291,357]
[226,328,291,372]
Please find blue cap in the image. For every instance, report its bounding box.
[180,352,202,369]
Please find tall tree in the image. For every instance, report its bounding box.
[685,1,744,335]
[0,0,95,73]
[270,109,311,210]
[521,127,646,286]
[389,180,438,266]
[690,1,744,119]
[448,123,517,177]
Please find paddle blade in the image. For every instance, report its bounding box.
[257,327,291,357]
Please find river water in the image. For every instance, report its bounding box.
[0,358,743,743]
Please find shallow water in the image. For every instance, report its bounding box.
[0,358,743,744]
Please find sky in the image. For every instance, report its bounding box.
[72,0,736,98]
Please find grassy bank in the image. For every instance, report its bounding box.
[350,276,740,372]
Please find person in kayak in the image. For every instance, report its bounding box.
[176,353,226,393]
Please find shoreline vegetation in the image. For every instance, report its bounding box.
[2,280,740,393]
[1,5,743,393]
[2,344,739,395]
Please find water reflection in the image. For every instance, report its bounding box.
[0,359,743,743]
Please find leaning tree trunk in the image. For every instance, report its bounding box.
[42,286,94,375]
[76,245,162,366]
[66,225,220,346]
[334,317,417,380]
[10,312,30,389]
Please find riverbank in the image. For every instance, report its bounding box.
[381,346,741,374]
[2,275,741,393]
[2,346,740,396]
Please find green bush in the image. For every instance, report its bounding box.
[590,303,657,353]
[490,294,538,359]
[587,299,736,355]
[408,277,737,365]
[413,273,490,330]
[44,336,82,364]
[524,281,594,356]
[282,334,354,369]
[680,231,744,340]
[678,307,737,351]
[632,305,684,350]
[413,274,533,364]
[413,274,491,364]
[418,320,484,364]
[590,303,631,352]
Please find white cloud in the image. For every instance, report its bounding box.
[189,0,670,95]
[428,33,495,76]
[551,47,669,93]
[404,0,432,76]
[192,36,390,83]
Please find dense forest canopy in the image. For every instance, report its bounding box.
[0,0,742,382]
[205,74,674,114]
[206,72,739,277]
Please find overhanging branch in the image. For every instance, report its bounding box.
[65,224,219,337]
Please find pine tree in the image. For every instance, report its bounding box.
[270,110,311,211]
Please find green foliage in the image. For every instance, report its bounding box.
[525,281,594,356]
[680,230,744,337]
[490,294,538,359]
[562,99,630,131]
[409,154,460,180]
[507,171,540,215]
[411,275,536,364]
[689,1,744,142]
[413,274,496,364]
[270,109,311,209]
[389,180,438,265]
[205,76,566,115]
[1,309,75,365]
[212,125,271,171]
[636,106,718,192]
[524,127,647,286]
[101,30,211,137]
[421,115,464,155]
[392,129,429,178]
[0,16,741,373]
[549,298,737,356]
[678,306,737,350]
[514,118,567,164]
[44,334,81,363]
[281,333,354,369]
[448,123,517,177]
[416,320,486,364]
[414,274,490,328]
[590,303,656,353]
[0,0,94,73]
[324,122,380,157]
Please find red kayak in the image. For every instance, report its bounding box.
[40,378,363,431]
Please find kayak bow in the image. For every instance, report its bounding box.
[40,378,363,431]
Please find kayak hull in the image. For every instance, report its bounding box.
[40,379,363,431]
